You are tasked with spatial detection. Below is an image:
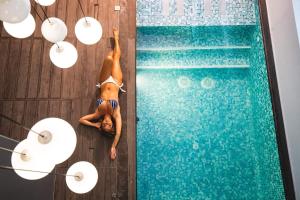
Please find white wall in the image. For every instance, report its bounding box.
[292,0,300,44]
[266,0,300,198]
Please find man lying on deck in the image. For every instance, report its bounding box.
[79,28,125,160]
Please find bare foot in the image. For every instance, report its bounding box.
[113,28,119,40]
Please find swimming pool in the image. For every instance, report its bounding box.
[136,1,286,200]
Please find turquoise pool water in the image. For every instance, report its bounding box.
[136,25,285,199]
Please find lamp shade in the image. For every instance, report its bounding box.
[75,17,102,45]
[27,118,77,165]
[49,41,78,68]
[11,139,55,180]
[0,0,31,23]
[41,17,67,43]
[66,161,98,194]
[3,13,35,38]
[35,0,55,6]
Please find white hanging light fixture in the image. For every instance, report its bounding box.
[75,17,102,45]
[66,161,98,194]
[27,118,77,164]
[41,17,67,43]
[75,0,102,45]
[49,41,78,68]
[11,139,55,180]
[3,13,36,38]
[0,0,31,23]
[35,0,56,6]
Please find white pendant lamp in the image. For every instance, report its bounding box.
[41,17,67,43]
[27,118,77,164]
[11,139,55,180]
[0,0,31,23]
[49,41,78,68]
[35,0,56,6]
[66,161,98,194]
[3,13,36,38]
[75,17,102,45]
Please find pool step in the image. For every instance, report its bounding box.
[137,64,250,69]
[137,48,250,69]
[137,45,251,51]
[137,26,255,49]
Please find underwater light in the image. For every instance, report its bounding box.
[201,77,216,89]
[177,76,191,89]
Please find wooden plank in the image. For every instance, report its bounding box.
[105,167,117,200]
[91,167,105,200]
[46,0,57,17]
[100,0,109,39]
[78,42,98,98]
[64,99,81,200]
[33,4,43,38]
[48,100,61,117]
[0,39,10,98]
[54,167,67,200]
[93,127,111,167]
[48,0,65,99]
[49,64,62,98]
[38,40,52,98]
[0,101,13,137]
[37,100,49,120]
[1,22,10,37]
[23,101,38,132]
[117,154,129,200]
[72,40,83,99]
[66,0,78,38]
[56,0,67,20]
[127,38,136,200]
[95,38,106,81]
[10,101,26,141]
[128,0,136,39]
[119,0,129,37]
[27,39,43,98]
[59,100,72,168]
[16,39,32,98]
[61,38,78,99]
[109,0,119,37]
[67,99,81,165]
[80,98,95,163]
[3,40,21,99]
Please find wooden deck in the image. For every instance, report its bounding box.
[0,0,136,199]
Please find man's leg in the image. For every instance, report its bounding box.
[99,51,113,83]
[111,28,123,85]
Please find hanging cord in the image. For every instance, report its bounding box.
[0,114,44,138]
[34,0,52,23]
[77,0,88,23]
[30,0,60,49]
[0,147,25,155]
[0,165,79,178]
[31,4,43,22]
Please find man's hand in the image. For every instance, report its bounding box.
[110,147,117,160]
[94,122,101,129]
